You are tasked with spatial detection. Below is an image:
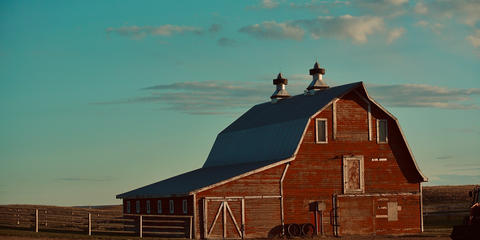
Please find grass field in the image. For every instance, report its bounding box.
[1,185,476,239]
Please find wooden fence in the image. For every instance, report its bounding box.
[0,206,193,238]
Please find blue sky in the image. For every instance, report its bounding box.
[1,0,479,206]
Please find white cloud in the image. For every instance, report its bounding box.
[466,29,480,48]
[289,0,350,11]
[414,2,428,14]
[95,81,278,115]
[354,0,409,17]
[95,80,480,115]
[239,21,305,41]
[414,20,429,27]
[386,27,406,44]
[289,74,311,81]
[294,15,384,44]
[106,25,203,40]
[260,0,279,9]
[387,0,408,5]
[416,0,480,27]
[367,83,480,110]
[414,20,444,34]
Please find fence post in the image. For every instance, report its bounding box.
[189,216,193,239]
[139,215,143,238]
[35,209,38,233]
[88,213,91,236]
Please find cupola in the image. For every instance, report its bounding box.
[270,73,290,103]
[306,61,328,94]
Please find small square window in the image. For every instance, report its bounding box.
[136,200,140,214]
[146,200,150,214]
[377,119,388,143]
[169,200,174,214]
[157,200,162,214]
[126,201,131,214]
[182,200,188,214]
[316,119,328,143]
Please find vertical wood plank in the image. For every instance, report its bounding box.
[420,183,424,232]
[88,213,91,236]
[320,211,323,236]
[367,103,372,141]
[139,215,143,238]
[35,209,38,233]
[203,198,208,239]
[332,100,337,140]
[189,216,193,239]
[192,194,197,239]
[241,198,245,239]
[222,201,226,239]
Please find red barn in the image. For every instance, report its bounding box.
[117,62,427,238]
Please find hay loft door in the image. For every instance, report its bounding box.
[343,155,365,194]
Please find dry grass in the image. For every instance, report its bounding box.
[3,185,476,239]
[423,185,475,213]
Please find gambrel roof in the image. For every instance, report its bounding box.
[203,82,361,167]
[117,82,426,199]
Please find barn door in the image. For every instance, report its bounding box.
[343,156,364,194]
[337,196,375,235]
[203,199,244,239]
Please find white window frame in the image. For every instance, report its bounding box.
[146,200,150,214]
[315,118,328,144]
[169,200,174,214]
[136,200,140,214]
[157,200,162,214]
[126,201,131,214]
[377,119,388,143]
[342,155,365,194]
[182,199,188,214]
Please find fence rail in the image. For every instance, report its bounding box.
[0,206,193,238]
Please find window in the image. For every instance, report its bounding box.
[169,200,174,214]
[315,118,328,143]
[136,200,140,214]
[126,201,131,214]
[343,155,365,194]
[146,200,150,214]
[182,200,188,214]
[157,200,162,214]
[377,119,388,143]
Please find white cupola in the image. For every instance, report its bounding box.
[270,73,290,103]
[306,61,328,95]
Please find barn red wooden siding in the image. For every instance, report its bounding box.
[120,84,424,239]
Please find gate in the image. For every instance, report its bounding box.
[202,196,282,239]
[203,198,244,239]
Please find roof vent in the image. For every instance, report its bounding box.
[271,73,290,103]
[306,61,328,95]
